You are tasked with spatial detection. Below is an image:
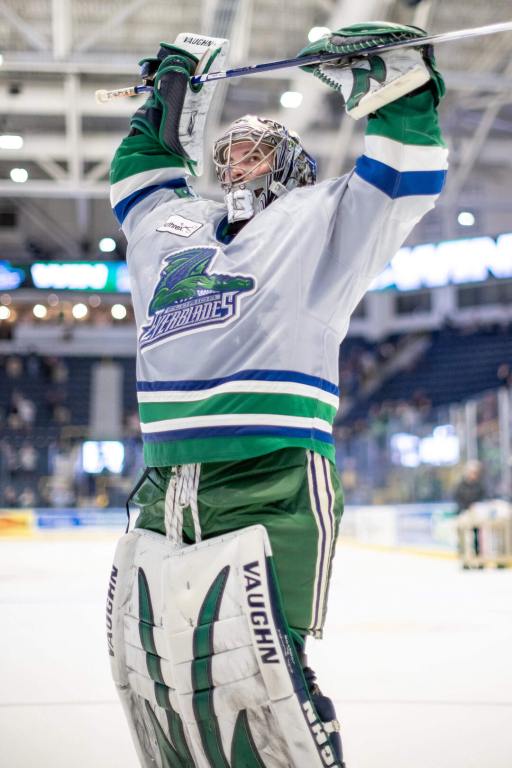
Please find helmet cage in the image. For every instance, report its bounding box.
[213,116,316,201]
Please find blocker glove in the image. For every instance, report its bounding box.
[130,44,199,154]
[298,22,445,119]
[128,35,229,174]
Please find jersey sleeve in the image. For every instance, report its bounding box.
[296,87,448,331]
[109,131,198,240]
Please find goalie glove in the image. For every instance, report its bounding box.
[130,34,229,175]
[298,22,445,120]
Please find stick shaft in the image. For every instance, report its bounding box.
[96,20,512,101]
[190,20,512,85]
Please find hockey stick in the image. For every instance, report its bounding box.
[95,20,512,103]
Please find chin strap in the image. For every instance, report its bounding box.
[225,178,290,223]
[225,186,255,222]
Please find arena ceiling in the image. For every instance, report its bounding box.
[0,0,511,261]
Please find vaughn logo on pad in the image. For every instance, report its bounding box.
[140,246,255,349]
[156,214,203,237]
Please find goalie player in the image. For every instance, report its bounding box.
[108,22,448,768]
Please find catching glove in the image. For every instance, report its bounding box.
[298,22,445,120]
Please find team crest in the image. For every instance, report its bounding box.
[139,246,256,349]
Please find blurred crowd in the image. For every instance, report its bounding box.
[0,330,510,509]
[1,353,72,430]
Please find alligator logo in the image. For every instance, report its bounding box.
[140,246,256,349]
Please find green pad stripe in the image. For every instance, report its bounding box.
[137,568,195,765]
[155,681,172,709]
[147,651,165,685]
[192,566,231,767]
[138,568,155,624]
[145,700,186,767]
[194,623,213,660]
[139,621,157,656]
[230,710,267,767]
[166,708,195,767]
[192,656,211,693]
[138,569,158,655]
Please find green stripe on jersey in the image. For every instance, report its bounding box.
[138,392,337,425]
[110,133,195,185]
[143,434,335,467]
[366,89,446,147]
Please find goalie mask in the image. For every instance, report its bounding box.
[213,114,317,223]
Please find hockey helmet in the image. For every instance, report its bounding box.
[213,114,316,222]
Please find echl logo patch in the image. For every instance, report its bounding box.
[139,246,256,349]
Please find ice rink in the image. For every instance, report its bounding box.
[1,528,511,768]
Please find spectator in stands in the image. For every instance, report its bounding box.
[15,392,36,430]
[454,461,486,514]
[0,439,19,480]
[453,460,486,558]
[18,487,37,508]
[5,355,22,380]
[2,485,19,508]
[19,442,38,479]
[52,359,69,384]
[26,350,41,379]
[497,363,512,389]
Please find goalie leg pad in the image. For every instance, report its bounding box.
[107,524,345,767]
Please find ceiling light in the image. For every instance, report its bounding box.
[99,237,116,253]
[72,302,88,319]
[0,54,3,67]
[458,211,475,227]
[33,303,47,318]
[0,306,10,320]
[308,27,331,43]
[10,167,28,183]
[111,303,127,320]
[0,134,23,150]
[280,91,303,109]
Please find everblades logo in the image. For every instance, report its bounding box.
[140,246,255,349]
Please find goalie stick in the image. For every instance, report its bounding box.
[95,20,512,103]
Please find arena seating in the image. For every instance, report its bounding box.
[342,324,512,423]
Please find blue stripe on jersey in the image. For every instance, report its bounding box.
[113,178,190,224]
[137,369,340,396]
[143,425,335,444]
[355,155,446,198]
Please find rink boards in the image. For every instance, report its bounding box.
[0,503,459,554]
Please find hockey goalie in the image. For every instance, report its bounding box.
[107,22,448,767]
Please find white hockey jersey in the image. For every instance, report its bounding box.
[110,91,448,467]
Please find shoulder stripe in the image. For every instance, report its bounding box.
[137,369,339,396]
[113,178,191,225]
[364,135,449,172]
[110,167,186,208]
[355,155,446,199]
